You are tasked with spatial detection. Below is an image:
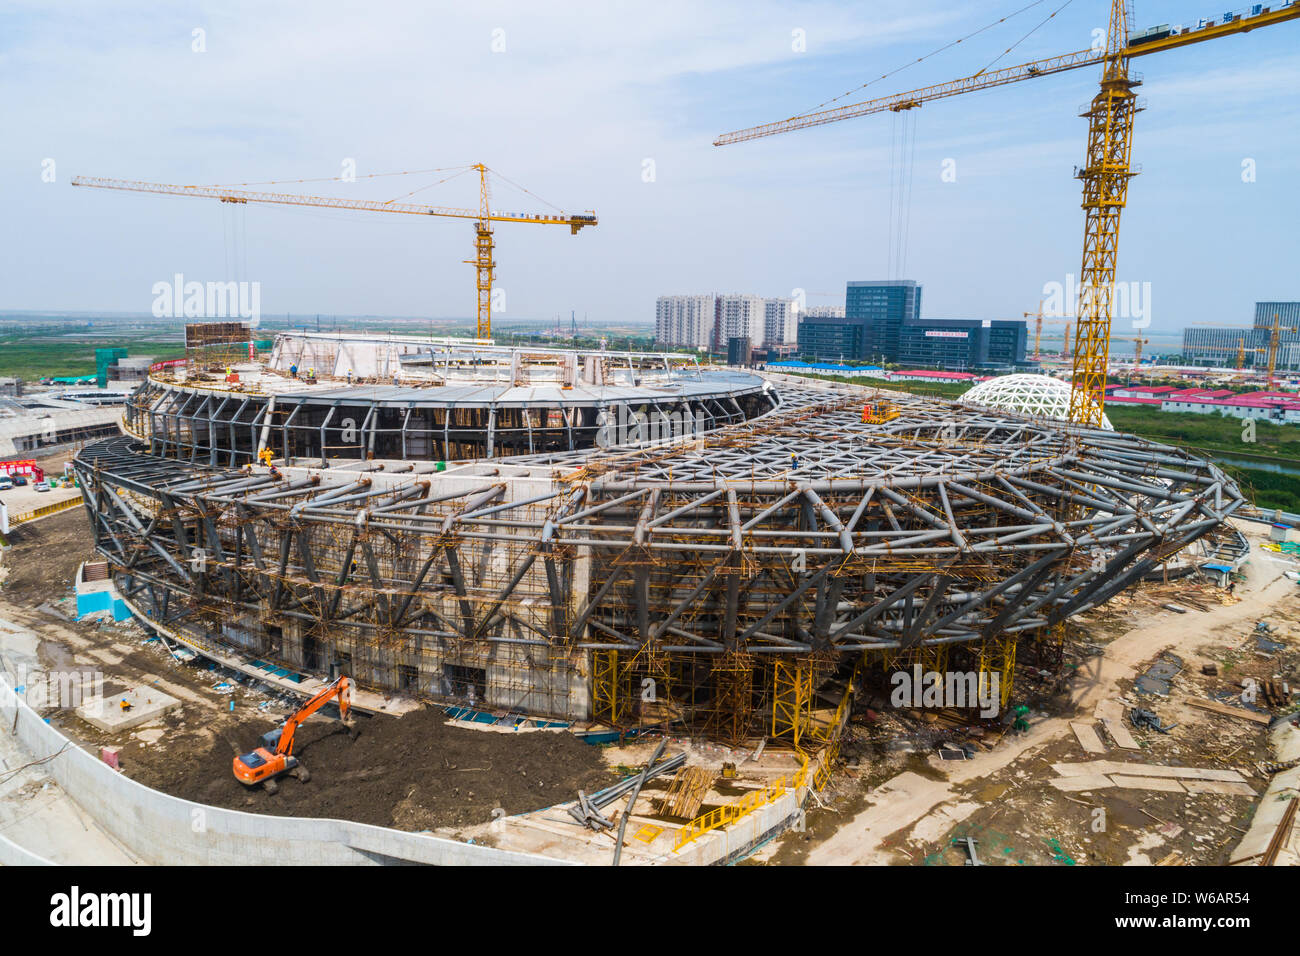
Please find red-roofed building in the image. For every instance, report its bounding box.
[1161,390,1300,422]
[1105,395,1166,406]
[1111,384,1178,398]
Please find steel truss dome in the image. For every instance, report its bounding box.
[959,373,1113,430]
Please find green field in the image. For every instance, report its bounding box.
[780,372,974,400]
[1223,466,1300,513]
[0,335,185,381]
[1104,404,1300,459]
[1103,405,1300,512]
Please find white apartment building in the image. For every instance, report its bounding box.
[717,294,765,348]
[763,298,797,347]
[805,306,846,319]
[656,293,798,349]
[655,295,716,349]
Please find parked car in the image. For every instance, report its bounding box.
[12,475,27,486]
[34,481,50,493]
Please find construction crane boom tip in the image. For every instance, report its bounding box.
[72,168,595,341]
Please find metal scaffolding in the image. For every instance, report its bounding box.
[74,371,1245,743]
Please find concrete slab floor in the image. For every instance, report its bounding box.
[76,686,181,732]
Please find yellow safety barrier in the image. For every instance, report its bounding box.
[674,660,861,853]
[9,495,82,527]
[673,774,793,852]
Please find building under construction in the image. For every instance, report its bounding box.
[73,332,1246,746]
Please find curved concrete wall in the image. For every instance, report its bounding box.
[0,677,572,866]
[0,830,54,866]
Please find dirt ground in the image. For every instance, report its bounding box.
[752,525,1299,866]
[0,504,615,834]
[117,707,614,831]
[1,502,90,607]
[4,484,1295,861]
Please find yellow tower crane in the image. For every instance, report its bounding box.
[1261,312,1300,389]
[1026,302,1072,363]
[1026,301,1046,362]
[714,2,1300,426]
[1194,339,1253,371]
[1127,335,1150,383]
[71,164,597,340]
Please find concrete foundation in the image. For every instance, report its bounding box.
[75,686,181,732]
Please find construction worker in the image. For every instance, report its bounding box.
[289,363,298,379]
[119,698,133,712]
[258,446,273,467]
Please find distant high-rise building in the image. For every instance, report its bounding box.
[715,294,764,352]
[1182,326,1263,367]
[796,280,1025,367]
[762,298,797,347]
[1180,302,1300,370]
[848,280,922,361]
[1255,302,1300,370]
[798,280,921,362]
[896,319,1026,368]
[655,293,791,350]
[655,294,716,349]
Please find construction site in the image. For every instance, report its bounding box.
[77,331,1245,732]
[0,342,1294,867]
[1,1,1297,873]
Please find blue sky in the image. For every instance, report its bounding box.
[1,0,1297,336]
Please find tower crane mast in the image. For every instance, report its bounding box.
[714,1,1300,425]
[72,164,597,340]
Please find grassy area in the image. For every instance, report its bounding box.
[1104,404,1300,512]
[779,372,973,400]
[0,335,185,381]
[1224,466,1300,514]
[1104,404,1300,459]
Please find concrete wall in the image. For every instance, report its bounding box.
[0,830,55,866]
[668,785,804,866]
[0,676,574,866]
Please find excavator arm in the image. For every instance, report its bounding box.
[275,676,352,757]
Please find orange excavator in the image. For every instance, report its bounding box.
[233,676,353,794]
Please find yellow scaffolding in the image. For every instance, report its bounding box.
[771,660,812,752]
[591,649,631,726]
[978,635,1017,710]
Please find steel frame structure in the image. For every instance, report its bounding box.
[75,376,1244,740]
[123,375,778,466]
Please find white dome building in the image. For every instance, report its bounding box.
[958,373,1113,430]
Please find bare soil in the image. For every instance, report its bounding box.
[2,507,91,606]
[0,502,616,833]
[121,707,616,831]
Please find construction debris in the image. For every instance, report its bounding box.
[1186,698,1273,726]
[567,748,685,831]
[1129,708,1175,734]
